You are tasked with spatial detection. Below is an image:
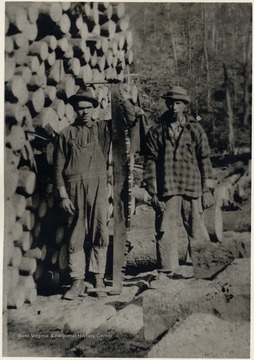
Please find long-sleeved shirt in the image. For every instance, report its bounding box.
[143,113,213,199]
[54,120,110,188]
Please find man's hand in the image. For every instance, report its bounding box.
[202,191,214,210]
[60,198,75,215]
[151,195,165,214]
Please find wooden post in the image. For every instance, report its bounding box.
[111,85,128,294]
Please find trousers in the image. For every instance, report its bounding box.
[66,176,109,280]
[155,195,210,272]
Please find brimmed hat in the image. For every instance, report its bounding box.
[69,88,98,108]
[161,86,191,104]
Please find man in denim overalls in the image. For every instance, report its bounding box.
[54,88,110,299]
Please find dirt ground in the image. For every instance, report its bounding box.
[5,204,251,358]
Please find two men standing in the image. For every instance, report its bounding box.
[54,84,214,300]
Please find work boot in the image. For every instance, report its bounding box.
[63,279,85,300]
[95,276,107,299]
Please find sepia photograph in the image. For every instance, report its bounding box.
[3,1,251,358]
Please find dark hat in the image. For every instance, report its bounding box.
[161,86,191,104]
[69,87,98,107]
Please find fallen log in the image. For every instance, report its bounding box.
[125,204,250,274]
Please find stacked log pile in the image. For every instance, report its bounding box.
[4,1,134,308]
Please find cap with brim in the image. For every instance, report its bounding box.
[69,88,98,108]
[161,86,191,104]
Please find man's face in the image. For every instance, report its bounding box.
[166,99,187,121]
[77,100,94,124]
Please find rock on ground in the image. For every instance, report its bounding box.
[148,312,250,358]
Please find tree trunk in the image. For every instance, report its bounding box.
[243,19,252,127]
[223,63,235,152]
[202,8,211,112]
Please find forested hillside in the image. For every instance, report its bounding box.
[126,2,252,152]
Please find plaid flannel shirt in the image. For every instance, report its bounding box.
[143,113,213,199]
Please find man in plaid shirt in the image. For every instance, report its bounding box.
[143,86,214,278]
